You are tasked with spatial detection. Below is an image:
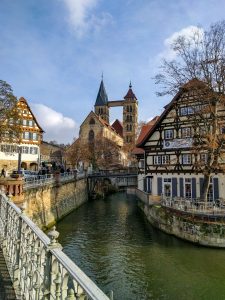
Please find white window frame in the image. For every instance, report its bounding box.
[154,155,161,165]
[182,154,192,164]
[184,178,192,199]
[164,129,173,140]
[181,127,191,138]
[162,155,170,164]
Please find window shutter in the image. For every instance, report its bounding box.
[200,178,204,199]
[192,178,196,199]
[157,177,162,196]
[213,178,219,200]
[172,178,177,197]
[143,177,147,192]
[179,178,184,197]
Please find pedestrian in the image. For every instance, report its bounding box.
[1,168,6,178]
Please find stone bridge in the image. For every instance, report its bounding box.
[87,168,138,197]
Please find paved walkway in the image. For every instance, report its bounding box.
[0,249,16,300]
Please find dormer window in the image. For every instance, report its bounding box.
[164,129,173,140]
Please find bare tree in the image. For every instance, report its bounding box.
[0,80,20,142]
[93,135,123,169]
[154,20,225,201]
[65,139,91,169]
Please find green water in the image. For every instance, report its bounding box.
[57,193,225,300]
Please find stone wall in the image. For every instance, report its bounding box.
[138,200,225,248]
[24,178,88,229]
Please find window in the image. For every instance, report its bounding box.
[180,107,187,116]
[0,144,19,153]
[126,124,132,132]
[23,132,29,140]
[181,127,191,138]
[187,106,194,114]
[33,133,38,140]
[220,126,225,134]
[22,146,29,154]
[89,130,95,142]
[23,119,27,126]
[164,129,173,139]
[180,106,195,116]
[199,126,207,136]
[140,159,144,169]
[163,178,172,197]
[28,120,33,127]
[182,154,192,164]
[200,153,207,164]
[30,147,38,154]
[162,155,170,164]
[184,178,192,198]
[154,156,161,165]
[89,118,95,125]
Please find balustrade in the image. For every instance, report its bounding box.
[0,191,110,300]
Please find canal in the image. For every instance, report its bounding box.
[57,192,225,300]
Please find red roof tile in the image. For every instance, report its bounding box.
[111,119,123,137]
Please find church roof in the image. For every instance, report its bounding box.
[95,80,108,106]
[111,119,123,137]
[124,82,137,99]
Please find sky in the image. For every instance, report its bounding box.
[1,0,225,143]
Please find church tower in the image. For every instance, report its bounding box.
[123,82,138,145]
[94,80,109,123]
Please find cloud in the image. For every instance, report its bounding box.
[159,25,204,60]
[31,103,79,144]
[63,0,113,36]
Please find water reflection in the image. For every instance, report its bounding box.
[57,192,225,300]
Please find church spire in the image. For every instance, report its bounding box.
[124,82,137,100]
[95,79,108,106]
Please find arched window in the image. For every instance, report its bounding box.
[89,130,95,142]
[130,106,133,112]
[89,118,95,125]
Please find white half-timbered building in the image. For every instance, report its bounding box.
[135,80,225,201]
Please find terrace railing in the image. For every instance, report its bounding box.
[24,172,86,190]
[161,196,225,215]
[0,191,110,300]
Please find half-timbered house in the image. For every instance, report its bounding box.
[0,97,44,172]
[135,80,225,201]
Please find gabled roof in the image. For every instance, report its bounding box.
[95,80,108,106]
[80,111,122,139]
[111,119,123,137]
[18,97,44,132]
[136,79,210,148]
[124,82,137,100]
[132,116,159,154]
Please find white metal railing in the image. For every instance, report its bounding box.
[24,172,86,190]
[0,192,110,300]
[161,196,225,215]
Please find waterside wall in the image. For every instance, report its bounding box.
[136,190,225,248]
[24,178,88,229]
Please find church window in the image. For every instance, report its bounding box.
[89,118,95,125]
[89,130,95,142]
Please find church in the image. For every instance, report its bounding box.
[66,79,139,169]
